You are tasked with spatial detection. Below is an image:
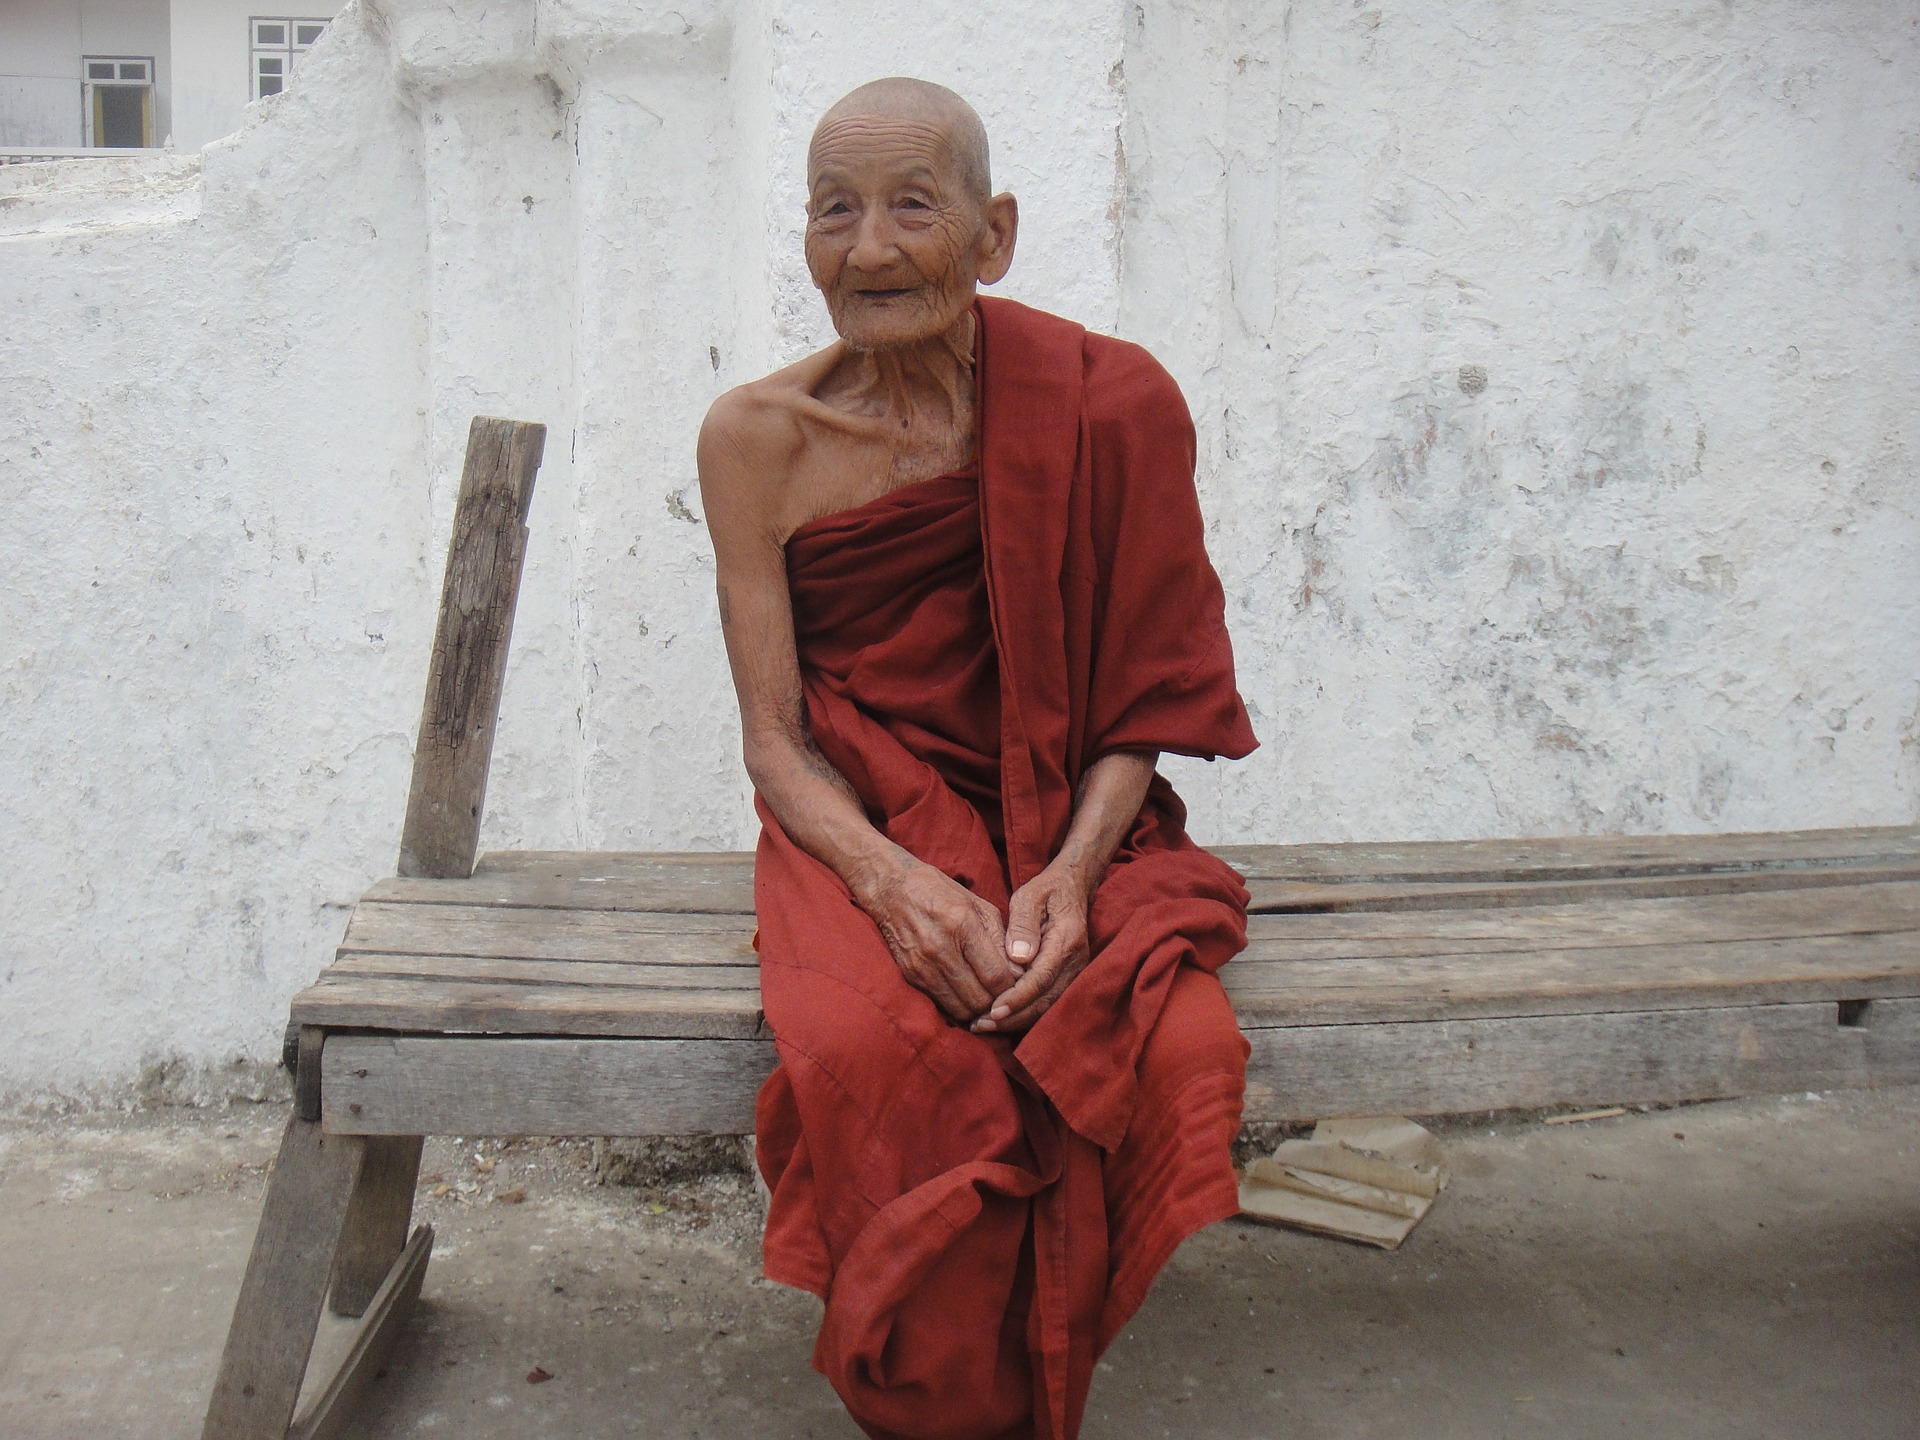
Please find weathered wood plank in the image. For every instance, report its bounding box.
[397,417,546,881]
[1237,880,1920,952]
[328,1134,424,1319]
[330,952,761,991]
[362,833,1920,916]
[201,1118,364,1440]
[1215,825,1920,883]
[341,901,756,964]
[369,855,757,915]
[290,974,766,1038]
[290,1226,433,1440]
[1244,862,1920,914]
[453,827,1920,887]
[318,999,1920,1136]
[295,1023,325,1123]
[476,851,758,875]
[1227,932,1920,1025]
[1240,997,1920,1121]
[342,881,1920,967]
[322,1035,775,1136]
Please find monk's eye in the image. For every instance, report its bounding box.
[816,200,853,219]
[899,197,931,211]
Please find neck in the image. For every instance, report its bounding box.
[843,308,977,438]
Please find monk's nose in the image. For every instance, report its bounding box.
[846,209,901,272]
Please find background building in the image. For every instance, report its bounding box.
[1,0,337,153]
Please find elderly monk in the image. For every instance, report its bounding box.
[697,77,1258,1440]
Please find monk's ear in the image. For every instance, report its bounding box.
[975,192,1018,286]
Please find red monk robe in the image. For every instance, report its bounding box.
[753,296,1259,1440]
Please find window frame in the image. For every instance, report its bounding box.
[250,16,332,102]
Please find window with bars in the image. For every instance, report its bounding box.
[251,17,331,100]
[82,57,155,148]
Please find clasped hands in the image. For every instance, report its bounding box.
[859,857,1093,1034]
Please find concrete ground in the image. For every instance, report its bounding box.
[1,1087,1914,1440]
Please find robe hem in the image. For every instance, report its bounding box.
[1098,1185,1242,1353]
[1086,736,1257,766]
[762,1258,830,1302]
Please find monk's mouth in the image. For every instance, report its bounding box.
[854,287,919,301]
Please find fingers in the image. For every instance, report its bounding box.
[985,941,1056,1018]
[869,866,1016,1022]
[1005,884,1046,966]
[928,979,982,1026]
[933,945,996,1019]
[973,970,1043,1030]
[880,915,993,1021]
[988,993,1054,1035]
[982,959,1075,1034]
[998,920,1084,1030]
[958,909,1018,1001]
[973,917,1081,1032]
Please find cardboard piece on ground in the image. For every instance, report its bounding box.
[1244,1158,1428,1218]
[1238,1115,1448,1250]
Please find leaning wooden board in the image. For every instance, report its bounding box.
[293,826,1920,1133]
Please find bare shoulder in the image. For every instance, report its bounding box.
[701,349,843,469]
[699,380,794,484]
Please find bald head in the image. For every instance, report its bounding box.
[811,77,991,205]
[802,77,1016,351]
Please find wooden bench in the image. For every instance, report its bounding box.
[200,418,1920,1440]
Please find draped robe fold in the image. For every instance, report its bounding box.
[753,296,1259,1440]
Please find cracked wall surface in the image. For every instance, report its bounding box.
[2,0,1916,1098]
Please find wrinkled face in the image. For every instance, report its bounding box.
[806,114,991,351]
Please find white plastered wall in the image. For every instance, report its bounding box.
[1,0,1915,1102]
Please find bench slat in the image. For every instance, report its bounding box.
[342,884,1920,967]
[316,998,1920,1135]
[1247,863,1920,914]
[1241,878,1920,950]
[367,855,756,914]
[1242,997,1920,1119]
[292,974,765,1038]
[356,835,1920,916]
[341,903,755,965]
[330,952,761,991]
[1215,825,1920,882]
[322,1035,772,1136]
[1227,931,1920,1025]
[435,826,1920,886]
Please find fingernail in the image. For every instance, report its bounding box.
[974,1019,995,1032]
[990,1005,1010,1020]
[1010,940,1033,959]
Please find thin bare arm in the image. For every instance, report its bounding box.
[1052,750,1160,899]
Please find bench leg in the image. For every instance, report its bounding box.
[328,1135,424,1318]
[202,1116,365,1440]
[290,1225,434,1440]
